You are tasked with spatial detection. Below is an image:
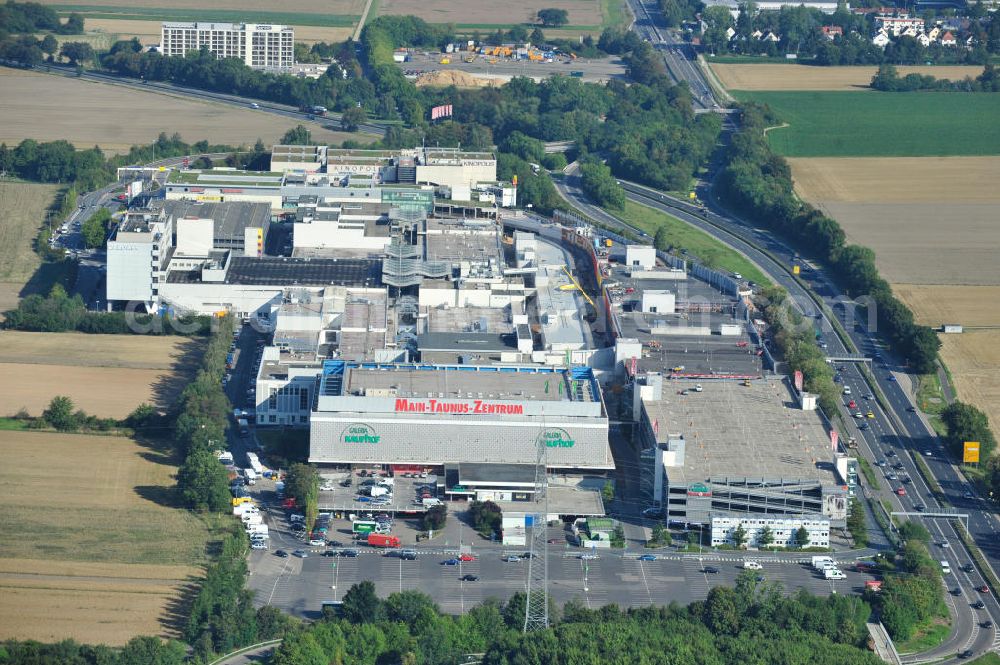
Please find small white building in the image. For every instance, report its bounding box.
[641,289,676,314]
[625,244,657,271]
[710,514,831,549]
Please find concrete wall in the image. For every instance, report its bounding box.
[107,240,153,303]
[310,413,611,469]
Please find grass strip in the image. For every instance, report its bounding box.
[954,521,999,592]
[858,457,880,490]
[610,200,772,286]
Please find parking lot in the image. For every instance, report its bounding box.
[241,475,876,617]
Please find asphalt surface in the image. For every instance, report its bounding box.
[247,500,879,620]
[626,0,714,109]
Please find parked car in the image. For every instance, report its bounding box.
[293,549,308,558]
[504,555,521,562]
[341,549,359,557]
[638,554,657,561]
[442,558,459,566]
[702,566,720,574]
[460,574,480,582]
[458,554,476,562]
[275,550,289,558]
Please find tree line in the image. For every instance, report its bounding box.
[941,400,1000,499]
[755,284,840,414]
[271,578,881,665]
[871,63,1000,91]
[0,1,82,36]
[870,538,947,640]
[185,531,293,660]
[0,132,260,191]
[718,103,940,374]
[174,316,236,514]
[3,283,214,335]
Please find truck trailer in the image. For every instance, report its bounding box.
[246,452,263,474]
[367,533,401,548]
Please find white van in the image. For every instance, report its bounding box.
[843,386,852,395]
[824,568,846,580]
[941,560,952,574]
[244,468,257,485]
[743,561,762,570]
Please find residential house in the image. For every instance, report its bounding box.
[760,31,781,42]
[875,14,925,36]
[916,32,931,46]
[821,25,843,40]
[872,30,892,48]
[926,25,941,41]
[725,26,737,40]
[940,30,957,46]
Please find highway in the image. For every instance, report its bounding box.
[36,64,387,137]
[555,156,1000,657]
[625,0,714,109]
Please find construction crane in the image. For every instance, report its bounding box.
[559,265,595,309]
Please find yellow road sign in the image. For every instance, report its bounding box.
[963,441,980,464]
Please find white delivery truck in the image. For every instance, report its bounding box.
[244,468,257,485]
[217,451,234,464]
[824,568,847,580]
[369,486,389,498]
[233,503,258,516]
[811,556,835,571]
[242,513,263,526]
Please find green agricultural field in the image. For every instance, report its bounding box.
[613,200,772,286]
[734,91,1000,157]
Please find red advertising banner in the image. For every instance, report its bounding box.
[830,430,838,452]
[794,370,804,392]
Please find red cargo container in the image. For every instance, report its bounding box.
[367,533,401,548]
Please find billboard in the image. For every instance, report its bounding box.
[431,104,453,120]
[963,441,980,464]
[793,370,803,393]
[830,430,838,452]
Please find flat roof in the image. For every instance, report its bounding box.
[424,306,515,334]
[417,332,517,353]
[165,200,270,238]
[343,366,598,403]
[425,229,502,265]
[609,264,761,377]
[167,169,284,186]
[459,462,534,484]
[644,379,838,487]
[225,257,382,286]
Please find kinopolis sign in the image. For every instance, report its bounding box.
[341,423,380,444]
[394,398,525,416]
[540,427,575,448]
